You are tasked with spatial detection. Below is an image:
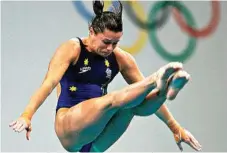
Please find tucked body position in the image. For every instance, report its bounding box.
[10,1,202,152]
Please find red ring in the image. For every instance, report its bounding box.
[172,1,220,38]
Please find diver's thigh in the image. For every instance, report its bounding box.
[55,97,119,151]
[91,109,134,152]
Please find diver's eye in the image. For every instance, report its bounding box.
[103,40,119,45]
[103,40,111,45]
[112,42,118,46]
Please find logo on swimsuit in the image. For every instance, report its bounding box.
[69,86,77,92]
[79,67,91,73]
[104,59,110,67]
[79,58,92,74]
[84,58,89,66]
[104,59,111,79]
[105,68,112,79]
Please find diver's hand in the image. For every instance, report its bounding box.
[173,128,202,151]
[9,117,32,140]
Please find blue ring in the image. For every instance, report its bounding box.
[72,1,94,21]
[72,1,116,22]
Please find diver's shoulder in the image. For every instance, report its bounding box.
[114,47,133,59]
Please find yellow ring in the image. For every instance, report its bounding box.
[104,1,112,11]
[121,2,148,55]
[104,1,148,55]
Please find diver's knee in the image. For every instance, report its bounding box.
[61,141,82,152]
[64,146,81,152]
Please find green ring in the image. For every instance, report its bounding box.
[148,1,197,63]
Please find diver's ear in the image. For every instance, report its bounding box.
[89,26,95,36]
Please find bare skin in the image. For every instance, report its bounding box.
[89,70,195,152]
[9,28,201,152]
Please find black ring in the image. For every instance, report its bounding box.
[122,1,171,30]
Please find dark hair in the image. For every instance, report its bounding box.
[90,0,123,34]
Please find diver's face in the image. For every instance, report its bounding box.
[89,28,123,57]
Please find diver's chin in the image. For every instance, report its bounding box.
[99,52,111,57]
[102,54,110,57]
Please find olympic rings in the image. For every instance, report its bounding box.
[72,1,148,55]
[103,1,112,11]
[72,1,115,21]
[73,1,93,21]
[120,1,148,55]
[122,1,171,30]
[72,1,115,20]
[149,1,197,62]
[172,1,220,37]
[72,1,220,62]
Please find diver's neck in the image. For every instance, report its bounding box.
[83,37,95,53]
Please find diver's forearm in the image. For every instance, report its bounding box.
[155,104,174,124]
[155,104,181,133]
